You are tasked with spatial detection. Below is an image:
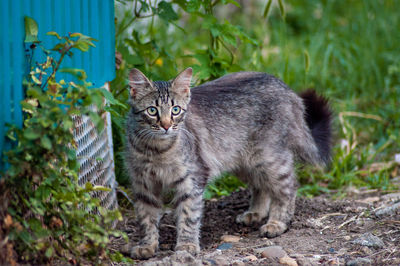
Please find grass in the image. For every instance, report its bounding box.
[114,0,400,198]
[205,1,400,197]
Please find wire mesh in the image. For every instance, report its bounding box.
[73,83,118,213]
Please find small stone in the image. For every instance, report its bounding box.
[279,256,298,266]
[260,245,287,259]
[374,202,400,217]
[343,236,351,241]
[361,246,372,255]
[213,256,229,266]
[357,196,379,204]
[352,233,384,248]
[216,243,233,250]
[202,259,215,266]
[338,248,348,255]
[355,218,374,226]
[243,255,258,262]
[296,256,314,266]
[232,261,245,266]
[328,258,339,265]
[346,257,372,266]
[220,234,241,243]
[382,192,400,201]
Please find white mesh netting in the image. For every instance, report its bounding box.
[73,84,118,212]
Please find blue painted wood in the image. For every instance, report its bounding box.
[0,0,115,173]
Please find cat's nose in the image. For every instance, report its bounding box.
[160,121,171,131]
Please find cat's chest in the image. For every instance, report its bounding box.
[134,156,187,184]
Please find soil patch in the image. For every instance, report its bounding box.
[113,189,400,265]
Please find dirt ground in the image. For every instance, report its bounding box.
[113,186,400,265]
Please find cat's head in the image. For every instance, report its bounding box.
[128,68,192,137]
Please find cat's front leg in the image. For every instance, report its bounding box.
[173,186,203,255]
[130,193,162,259]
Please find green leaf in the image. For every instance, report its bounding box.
[24,16,40,43]
[221,0,241,7]
[277,0,286,19]
[304,49,310,73]
[41,135,52,150]
[35,185,51,201]
[19,230,33,245]
[73,40,90,52]
[85,182,93,190]
[158,1,178,21]
[70,32,83,38]
[186,0,201,12]
[45,246,54,258]
[263,0,273,18]
[23,128,41,140]
[99,88,128,109]
[47,31,61,40]
[59,68,87,80]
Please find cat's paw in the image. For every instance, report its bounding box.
[129,244,157,259]
[175,243,200,255]
[259,220,288,238]
[236,211,262,225]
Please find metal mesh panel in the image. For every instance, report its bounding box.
[73,83,118,212]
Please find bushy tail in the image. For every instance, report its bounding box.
[299,89,332,164]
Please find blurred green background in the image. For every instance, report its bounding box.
[111,0,400,198]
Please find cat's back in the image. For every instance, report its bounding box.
[189,71,292,107]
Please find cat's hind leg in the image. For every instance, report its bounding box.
[236,186,271,225]
[259,151,296,238]
[236,148,296,238]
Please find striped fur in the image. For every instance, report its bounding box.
[125,68,332,259]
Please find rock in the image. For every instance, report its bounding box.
[279,256,298,266]
[374,202,400,217]
[357,197,379,204]
[213,256,230,266]
[337,248,348,255]
[260,245,287,259]
[243,255,258,262]
[202,259,216,266]
[216,243,233,250]
[143,250,201,266]
[346,257,372,266]
[361,246,372,255]
[355,218,374,227]
[296,256,314,266]
[381,192,400,201]
[232,261,245,266]
[220,234,241,243]
[352,233,384,248]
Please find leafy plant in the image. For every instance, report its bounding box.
[1,17,127,264]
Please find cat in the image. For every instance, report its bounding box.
[124,68,332,259]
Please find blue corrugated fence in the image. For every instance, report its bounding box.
[0,0,115,172]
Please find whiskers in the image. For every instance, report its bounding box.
[130,129,156,152]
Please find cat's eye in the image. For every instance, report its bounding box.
[147,106,158,116]
[171,106,181,115]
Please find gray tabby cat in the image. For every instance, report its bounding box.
[125,68,331,259]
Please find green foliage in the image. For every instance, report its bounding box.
[204,173,246,200]
[112,1,400,197]
[2,17,126,264]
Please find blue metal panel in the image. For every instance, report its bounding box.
[0,0,115,172]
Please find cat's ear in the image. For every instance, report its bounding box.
[171,68,192,97]
[128,68,154,100]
